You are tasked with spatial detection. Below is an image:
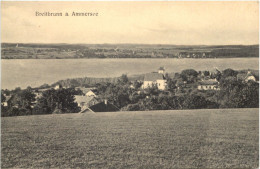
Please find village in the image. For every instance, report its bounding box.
[1,66,259,116]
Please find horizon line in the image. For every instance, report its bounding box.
[1,42,259,46]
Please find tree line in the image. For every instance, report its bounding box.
[1,68,259,117]
[1,88,80,117]
[94,70,258,111]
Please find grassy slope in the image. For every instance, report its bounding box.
[1,109,259,168]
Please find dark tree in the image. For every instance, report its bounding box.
[2,88,36,116]
[122,103,141,111]
[117,74,129,85]
[220,79,258,108]
[222,68,238,79]
[166,78,176,92]
[19,89,36,110]
[1,93,6,103]
[13,87,21,94]
[38,83,50,89]
[203,71,210,76]
[133,80,143,90]
[2,89,11,96]
[33,88,80,115]
[104,84,130,108]
[181,69,199,77]
[180,69,198,83]
[69,88,84,96]
[182,94,215,109]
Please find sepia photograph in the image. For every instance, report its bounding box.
[1,1,259,168]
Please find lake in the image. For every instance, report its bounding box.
[1,58,259,89]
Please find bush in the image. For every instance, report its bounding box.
[122,104,141,111]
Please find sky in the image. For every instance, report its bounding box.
[1,1,259,45]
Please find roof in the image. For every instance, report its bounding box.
[75,87,97,94]
[88,101,119,112]
[86,89,98,95]
[144,73,165,81]
[198,80,218,85]
[74,95,95,104]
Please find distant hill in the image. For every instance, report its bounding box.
[1,43,259,59]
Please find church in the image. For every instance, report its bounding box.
[142,67,167,90]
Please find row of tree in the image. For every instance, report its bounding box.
[1,69,259,117]
[1,88,80,117]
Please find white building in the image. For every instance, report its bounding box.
[198,79,220,90]
[54,84,62,90]
[142,67,167,90]
[244,71,256,82]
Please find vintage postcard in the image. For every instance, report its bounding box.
[1,1,259,168]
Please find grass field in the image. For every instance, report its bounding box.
[1,109,259,168]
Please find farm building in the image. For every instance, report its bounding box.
[198,79,220,90]
[142,67,167,90]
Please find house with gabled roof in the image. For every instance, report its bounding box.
[237,71,259,83]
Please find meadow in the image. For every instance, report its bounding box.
[1,108,259,168]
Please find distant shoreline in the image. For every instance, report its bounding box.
[1,57,259,60]
[2,43,258,59]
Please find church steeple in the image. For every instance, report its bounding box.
[158,67,165,74]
